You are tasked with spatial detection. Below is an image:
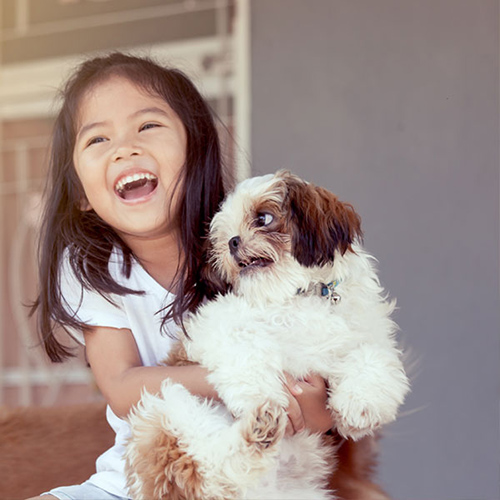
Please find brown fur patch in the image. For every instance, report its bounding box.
[251,198,285,230]
[127,427,205,500]
[163,341,197,367]
[242,402,287,454]
[328,433,391,500]
[278,170,363,267]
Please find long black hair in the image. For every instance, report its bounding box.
[31,52,228,362]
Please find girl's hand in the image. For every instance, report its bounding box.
[283,373,333,436]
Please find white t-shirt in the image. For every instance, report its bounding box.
[60,248,177,498]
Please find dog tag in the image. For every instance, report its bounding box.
[321,282,341,304]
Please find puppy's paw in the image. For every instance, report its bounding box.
[242,402,287,453]
[329,389,396,441]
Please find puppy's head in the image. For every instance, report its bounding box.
[208,170,362,296]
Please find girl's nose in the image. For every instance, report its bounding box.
[112,144,143,162]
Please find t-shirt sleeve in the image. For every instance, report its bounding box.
[59,255,131,345]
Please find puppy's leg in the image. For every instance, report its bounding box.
[327,344,409,440]
[126,381,286,500]
[125,382,208,500]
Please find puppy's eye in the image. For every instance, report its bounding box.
[256,213,274,227]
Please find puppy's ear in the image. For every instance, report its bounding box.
[284,175,362,267]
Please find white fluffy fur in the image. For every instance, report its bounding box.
[126,172,410,500]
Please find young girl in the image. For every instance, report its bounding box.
[28,52,333,500]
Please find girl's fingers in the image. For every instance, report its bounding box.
[283,372,303,396]
[286,394,305,435]
[302,372,326,389]
[282,372,333,435]
[283,372,305,435]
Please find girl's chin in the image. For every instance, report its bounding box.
[115,217,178,242]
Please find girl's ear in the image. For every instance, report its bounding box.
[80,197,92,211]
[284,175,362,267]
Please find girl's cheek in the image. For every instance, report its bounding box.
[81,147,107,167]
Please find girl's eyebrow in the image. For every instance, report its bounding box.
[131,106,171,119]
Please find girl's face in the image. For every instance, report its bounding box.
[73,76,187,244]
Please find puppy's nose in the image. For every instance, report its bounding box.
[228,236,240,255]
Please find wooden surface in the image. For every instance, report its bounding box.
[0,402,114,500]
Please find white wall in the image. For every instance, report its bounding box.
[250,1,499,499]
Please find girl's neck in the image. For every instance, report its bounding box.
[122,231,183,292]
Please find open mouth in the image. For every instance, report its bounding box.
[238,257,274,271]
[115,173,158,200]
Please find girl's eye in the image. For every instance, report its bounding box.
[86,136,106,147]
[256,213,274,227]
[140,122,160,131]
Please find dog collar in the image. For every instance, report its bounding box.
[297,280,341,304]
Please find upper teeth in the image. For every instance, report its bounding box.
[115,172,157,192]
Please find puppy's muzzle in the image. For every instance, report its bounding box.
[228,235,246,267]
[228,236,274,270]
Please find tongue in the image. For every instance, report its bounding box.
[121,179,157,200]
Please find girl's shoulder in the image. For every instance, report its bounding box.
[59,248,129,344]
[61,245,170,303]
[60,246,176,355]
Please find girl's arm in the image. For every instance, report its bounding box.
[85,325,334,434]
[84,326,219,418]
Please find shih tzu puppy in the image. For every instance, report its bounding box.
[125,170,410,500]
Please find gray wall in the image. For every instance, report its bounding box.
[250,1,499,499]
